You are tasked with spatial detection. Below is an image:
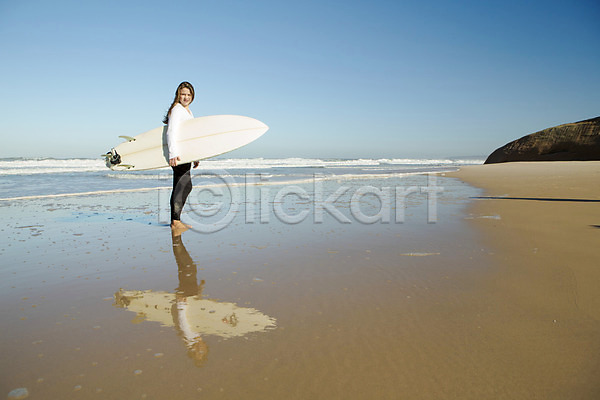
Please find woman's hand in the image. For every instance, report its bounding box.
[169,156,180,167]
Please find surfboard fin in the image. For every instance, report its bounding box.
[119,135,136,142]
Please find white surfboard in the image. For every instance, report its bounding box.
[103,115,268,170]
[114,289,277,339]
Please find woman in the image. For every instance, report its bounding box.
[164,81,199,233]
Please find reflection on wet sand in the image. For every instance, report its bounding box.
[114,233,277,366]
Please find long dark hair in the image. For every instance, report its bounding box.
[163,81,195,124]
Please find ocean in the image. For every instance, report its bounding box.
[0,157,484,200]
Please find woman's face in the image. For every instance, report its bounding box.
[178,88,193,107]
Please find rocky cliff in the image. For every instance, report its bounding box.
[485,116,600,164]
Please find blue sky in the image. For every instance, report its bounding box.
[1,0,598,159]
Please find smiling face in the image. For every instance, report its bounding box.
[178,88,193,107]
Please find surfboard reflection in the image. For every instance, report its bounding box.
[114,233,276,366]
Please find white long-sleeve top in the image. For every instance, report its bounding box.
[166,103,194,160]
[176,300,201,346]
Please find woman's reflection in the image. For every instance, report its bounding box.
[172,232,209,366]
[114,233,276,368]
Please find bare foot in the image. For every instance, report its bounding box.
[170,220,189,236]
[171,220,191,229]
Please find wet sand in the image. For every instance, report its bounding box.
[1,168,600,399]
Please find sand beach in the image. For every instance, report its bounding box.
[1,161,599,399]
[447,161,600,399]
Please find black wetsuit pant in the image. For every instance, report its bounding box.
[172,234,202,297]
[170,163,192,222]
